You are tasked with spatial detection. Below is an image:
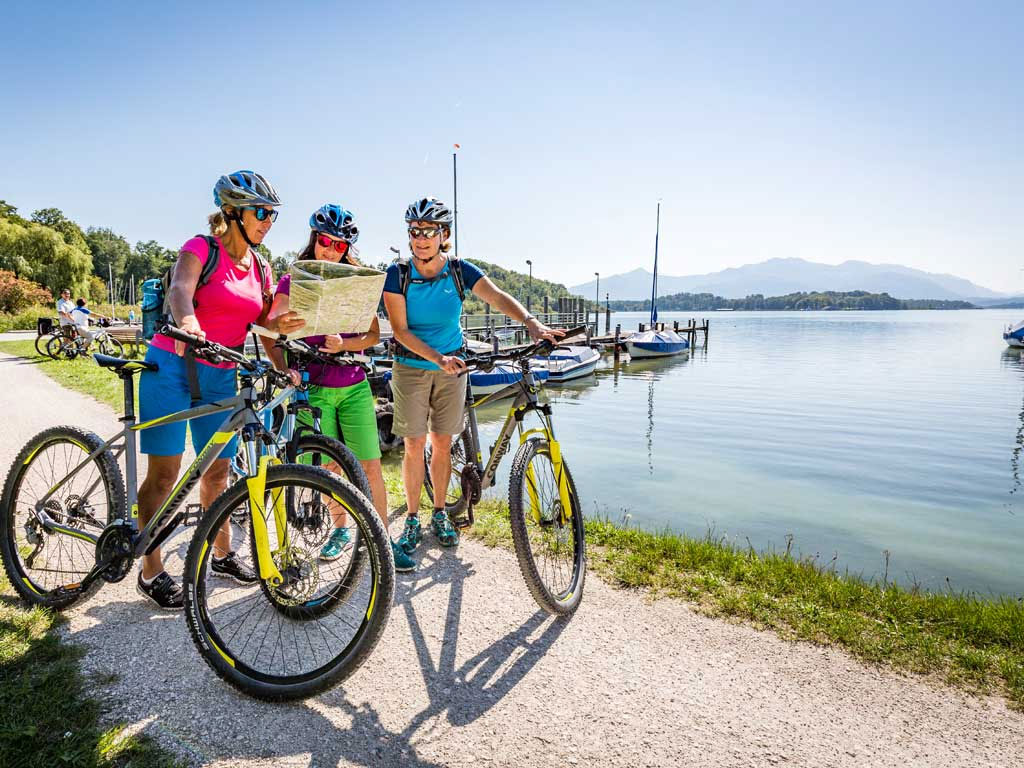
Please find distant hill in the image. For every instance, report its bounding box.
[609,290,976,312]
[571,258,1004,302]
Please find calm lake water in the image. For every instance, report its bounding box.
[465,309,1024,596]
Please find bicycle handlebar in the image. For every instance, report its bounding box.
[248,324,374,373]
[159,324,293,387]
[461,325,591,372]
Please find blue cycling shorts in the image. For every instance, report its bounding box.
[138,345,239,458]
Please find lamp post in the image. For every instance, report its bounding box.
[526,259,533,312]
[594,272,600,332]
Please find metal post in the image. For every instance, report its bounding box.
[594,272,599,337]
[526,259,533,312]
[452,149,459,260]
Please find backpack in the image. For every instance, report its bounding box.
[141,235,268,340]
[394,255,466,302]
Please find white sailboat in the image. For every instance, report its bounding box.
[625,202,689,359]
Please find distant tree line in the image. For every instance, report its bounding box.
[608,290,976,312]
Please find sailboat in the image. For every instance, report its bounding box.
[625,202,690,359]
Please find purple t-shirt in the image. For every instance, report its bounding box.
[276,273,366,389]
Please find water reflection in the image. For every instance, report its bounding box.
[1002,349,1024,509]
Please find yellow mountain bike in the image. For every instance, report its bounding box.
[424,328,588,615]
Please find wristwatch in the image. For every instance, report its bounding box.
[523,314,538,323]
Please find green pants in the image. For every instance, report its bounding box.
[297,378,381,461]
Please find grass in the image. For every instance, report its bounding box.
[0,304,141,333]
[465,500,1024,708]
[7,338,1024,710]
[0,575,182,768]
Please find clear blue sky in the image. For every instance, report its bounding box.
[2,1,1020,293]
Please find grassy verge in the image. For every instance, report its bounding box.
[8,338,1024,709]
[466,500,1024,708]
[0,575,182,768]
[0,340,129,411]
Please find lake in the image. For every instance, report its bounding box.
[463,309,1024,596]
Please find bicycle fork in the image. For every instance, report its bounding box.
[242,432,286,586]
[519,425,574,525]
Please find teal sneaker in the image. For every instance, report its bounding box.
[391,541,416,573]
[397,516,422,554]
[319,527,352,562]
[432,510,459,548]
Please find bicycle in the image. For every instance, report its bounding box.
[422,326,589,615]
[35,318,66,357]
[0,325,394,700]
[47,323,124,360]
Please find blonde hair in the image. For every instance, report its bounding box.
[207,210,228,236]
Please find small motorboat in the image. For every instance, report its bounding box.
[1005,321,1024,348]
[625,329,690,359]
[470,364,549,399]
[531,345,600,382]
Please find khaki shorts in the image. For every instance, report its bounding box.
[391,362,468,437]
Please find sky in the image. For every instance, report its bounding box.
[1,1,1021,293]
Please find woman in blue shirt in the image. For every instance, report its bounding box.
[382,197,560,561]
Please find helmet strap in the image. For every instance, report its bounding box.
[225,208,257,249]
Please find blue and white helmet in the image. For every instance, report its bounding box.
[404,197,453,226]
[213,170,282,208]
[310,204,359,243]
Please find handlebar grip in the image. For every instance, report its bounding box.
[160,324,204,346]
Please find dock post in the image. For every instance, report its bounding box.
[544,295,549,325]
[605,306,611,335]
[639,322,646,333]
[614,323,621,361]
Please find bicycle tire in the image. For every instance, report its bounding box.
[35,330,59,357]
[0,425,125,610]
[182,464,394,701]
[507,437,586,615]
[423,427,471,516]
[98,336,124,358]
[46,334,77,360]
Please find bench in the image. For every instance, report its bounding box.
[104,326,147,358]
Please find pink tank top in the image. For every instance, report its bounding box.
[150,236,271,369]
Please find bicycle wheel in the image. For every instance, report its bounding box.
[46,334,76,360]
[507,437,586,615]
[0,426,125,610]
[97,335,124,358]
[35,330,59,357]
[183,464,394,701]
[423,428,471,516]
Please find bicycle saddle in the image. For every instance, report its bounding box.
[92,354,158,374]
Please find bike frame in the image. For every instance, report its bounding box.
[28,363,297,588]
[459,361,575,522]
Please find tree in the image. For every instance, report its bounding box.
[126,240,175,284]
[0,270,52,313]
[0,200,29,227]
[88,275,108,304]
[31,207,88,252]
[85,227,131,281]
[0,218,92,296]
[270,249,296,277]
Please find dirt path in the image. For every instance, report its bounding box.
[2,351,1021,768]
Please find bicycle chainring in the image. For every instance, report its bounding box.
[95,525,134,583]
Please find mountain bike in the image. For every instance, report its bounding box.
[0,325,394,700]
[423,326,589,615]
[47,324,124,359]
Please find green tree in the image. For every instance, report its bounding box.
[0,200,29,226]
[85,227,131,281]
[87,275,108,304]
[0,218,92,296]
[126,239,175,284]
[31,207,88,252]
[270,249,296,277]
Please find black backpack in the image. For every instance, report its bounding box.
[394,256,466,302]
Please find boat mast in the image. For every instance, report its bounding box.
[650,201,661,325]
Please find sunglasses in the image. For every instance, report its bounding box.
[243,206,279,222]
[317,234,350,254]
[408,226,441,239]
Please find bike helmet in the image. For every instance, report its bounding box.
[213,170,282,208]
[310,204,359,244]
[404,197,453,226]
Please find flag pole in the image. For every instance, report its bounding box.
[452,144,459,260]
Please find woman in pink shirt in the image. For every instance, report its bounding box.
[135,170,303,610]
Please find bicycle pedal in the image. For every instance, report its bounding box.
[182,503,204,526]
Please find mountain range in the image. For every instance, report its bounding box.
[570,258,1005,302]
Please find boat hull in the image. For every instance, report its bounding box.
[531,345,601,382]
[625,340,689,358]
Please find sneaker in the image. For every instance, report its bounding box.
[391,541,416,573]
[397,516,422,554]
[432,510,459,548]
[136,571,184,611]
[211,551,258,584]
[319,528,353,562]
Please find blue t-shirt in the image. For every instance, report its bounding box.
[383,258,485,370]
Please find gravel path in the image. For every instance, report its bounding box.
[2,350,1022,768]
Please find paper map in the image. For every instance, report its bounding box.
[285,260,386,339]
